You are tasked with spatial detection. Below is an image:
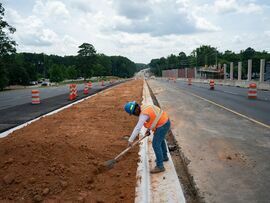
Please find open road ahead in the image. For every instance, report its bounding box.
[148,79,270,203]
[162,79,270,126]
[0,83,98,111]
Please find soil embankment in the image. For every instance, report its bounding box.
[0,79,143,202]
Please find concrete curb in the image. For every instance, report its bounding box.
[135,80,186,203]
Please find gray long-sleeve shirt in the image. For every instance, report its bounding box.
[128,114,149,142]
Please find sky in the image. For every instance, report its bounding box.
[2,0,270,63]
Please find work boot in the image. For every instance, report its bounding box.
[150,166,165,174]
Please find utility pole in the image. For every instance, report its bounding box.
[42,53,45,79]
[215,48,218,67]
[196,50,198,69]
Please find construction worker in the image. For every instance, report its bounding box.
[124,101,171,174]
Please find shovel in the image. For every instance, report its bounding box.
[104,134,148,169]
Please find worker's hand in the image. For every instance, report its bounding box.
[128,141,133,147]
[145,130,151,136]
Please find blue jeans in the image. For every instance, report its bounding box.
[152,120,171,169]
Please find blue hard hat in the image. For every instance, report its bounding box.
[124,101,137,115]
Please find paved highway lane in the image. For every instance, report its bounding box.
[158,79,270,126]
[184,80,270,101]
[0,81,123,133]
[148,79,270,203]
[0,83,101,110]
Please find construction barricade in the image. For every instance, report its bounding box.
[83,83,89,95]
[31,90,40,104]
[248,83,257,99]
[209,79,215,90]
[88,82,92,89]
[69,84,77,100]
[188,78,192,85]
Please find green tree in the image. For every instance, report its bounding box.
[93,64,107,76]
[78,43,96,57]
[49,64,64,82]
[66,65,77,79]
[0,64,8,90]
[0,3,16,56]
[110,56,136,78]
[0,3,16,89]
[8,64,30,85]
[77,43,97,79]
[167,54,179,69]
[241,47,255,60]
[195,45,218,66]
[178,52,188,68]
[97,54,112,75]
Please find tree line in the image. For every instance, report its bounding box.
[0,3,137,90]
[149,45,270,77]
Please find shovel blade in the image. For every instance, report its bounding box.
[104,159,116,169]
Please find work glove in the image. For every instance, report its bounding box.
[145,130,151,136]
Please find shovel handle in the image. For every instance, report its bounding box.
[114,135,148,161]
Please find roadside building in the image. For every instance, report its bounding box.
[198,66,224,79]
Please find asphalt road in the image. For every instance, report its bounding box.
[148,79,270,203]
[161,79,270,126]
[0,83,99,110]
[0,81,123,133]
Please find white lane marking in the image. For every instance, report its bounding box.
[164,81,270,129]
[184,90,270,129]
[222,90,239,95]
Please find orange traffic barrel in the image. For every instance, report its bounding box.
[88,82,92,89]
[209,79,215,90]
[188,78,192,85]
[69,84,76,100]
[31,89,40,104]
[248,83,257,99]
[74,84,78,97]
[83,83,89,95]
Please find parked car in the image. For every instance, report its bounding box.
[29,81,38,85]
[41,81,50,86]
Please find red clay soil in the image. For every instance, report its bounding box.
[0,79,143,202]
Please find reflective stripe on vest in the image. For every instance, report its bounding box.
[141,105,168,130]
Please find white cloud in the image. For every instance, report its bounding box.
[69,0,93,13]
[6,9,56,46]
[264,31,270,37]
[2,0,270,63]
[113,0,219,36]
[232,35,243,43]
[114,0,151,19]
[212,0,262,14]
[33,0,70,19]
[18,28,58,47]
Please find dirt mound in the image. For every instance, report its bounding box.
[0,79,143,202]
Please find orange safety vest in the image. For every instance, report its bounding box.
[141,104,169,130]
